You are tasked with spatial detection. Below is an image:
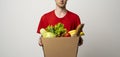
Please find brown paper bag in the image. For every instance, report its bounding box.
[42,37,79,57]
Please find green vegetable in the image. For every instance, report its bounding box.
[40,28,47,35]
[46,25,55,33]
[46,23,66,37]
[43,32,56,38]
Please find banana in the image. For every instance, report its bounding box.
[68,30,84,36]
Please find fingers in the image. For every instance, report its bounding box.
[39,41,43,46]
[38,38,43,46]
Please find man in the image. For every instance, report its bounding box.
[37,0,83,46]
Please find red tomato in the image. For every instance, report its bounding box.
[64,33,71,37]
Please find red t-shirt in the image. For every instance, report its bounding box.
[37,10,81,34]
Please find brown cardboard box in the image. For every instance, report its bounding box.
[42,37,79,57]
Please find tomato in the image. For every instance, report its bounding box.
[64,33,71,37]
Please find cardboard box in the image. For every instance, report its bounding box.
[42,37,79,57]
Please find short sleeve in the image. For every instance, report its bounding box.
[75,15,81,28]
[37,15,48,34]
[75,15,83,32]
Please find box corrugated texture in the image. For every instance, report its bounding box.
[42,37,79,57]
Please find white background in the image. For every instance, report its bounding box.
[0,0,120,57]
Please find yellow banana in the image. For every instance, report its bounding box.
[68,30,84,36]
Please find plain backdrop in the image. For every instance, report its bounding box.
[0,0,120,57]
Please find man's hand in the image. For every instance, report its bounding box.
[38,37,43,46]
